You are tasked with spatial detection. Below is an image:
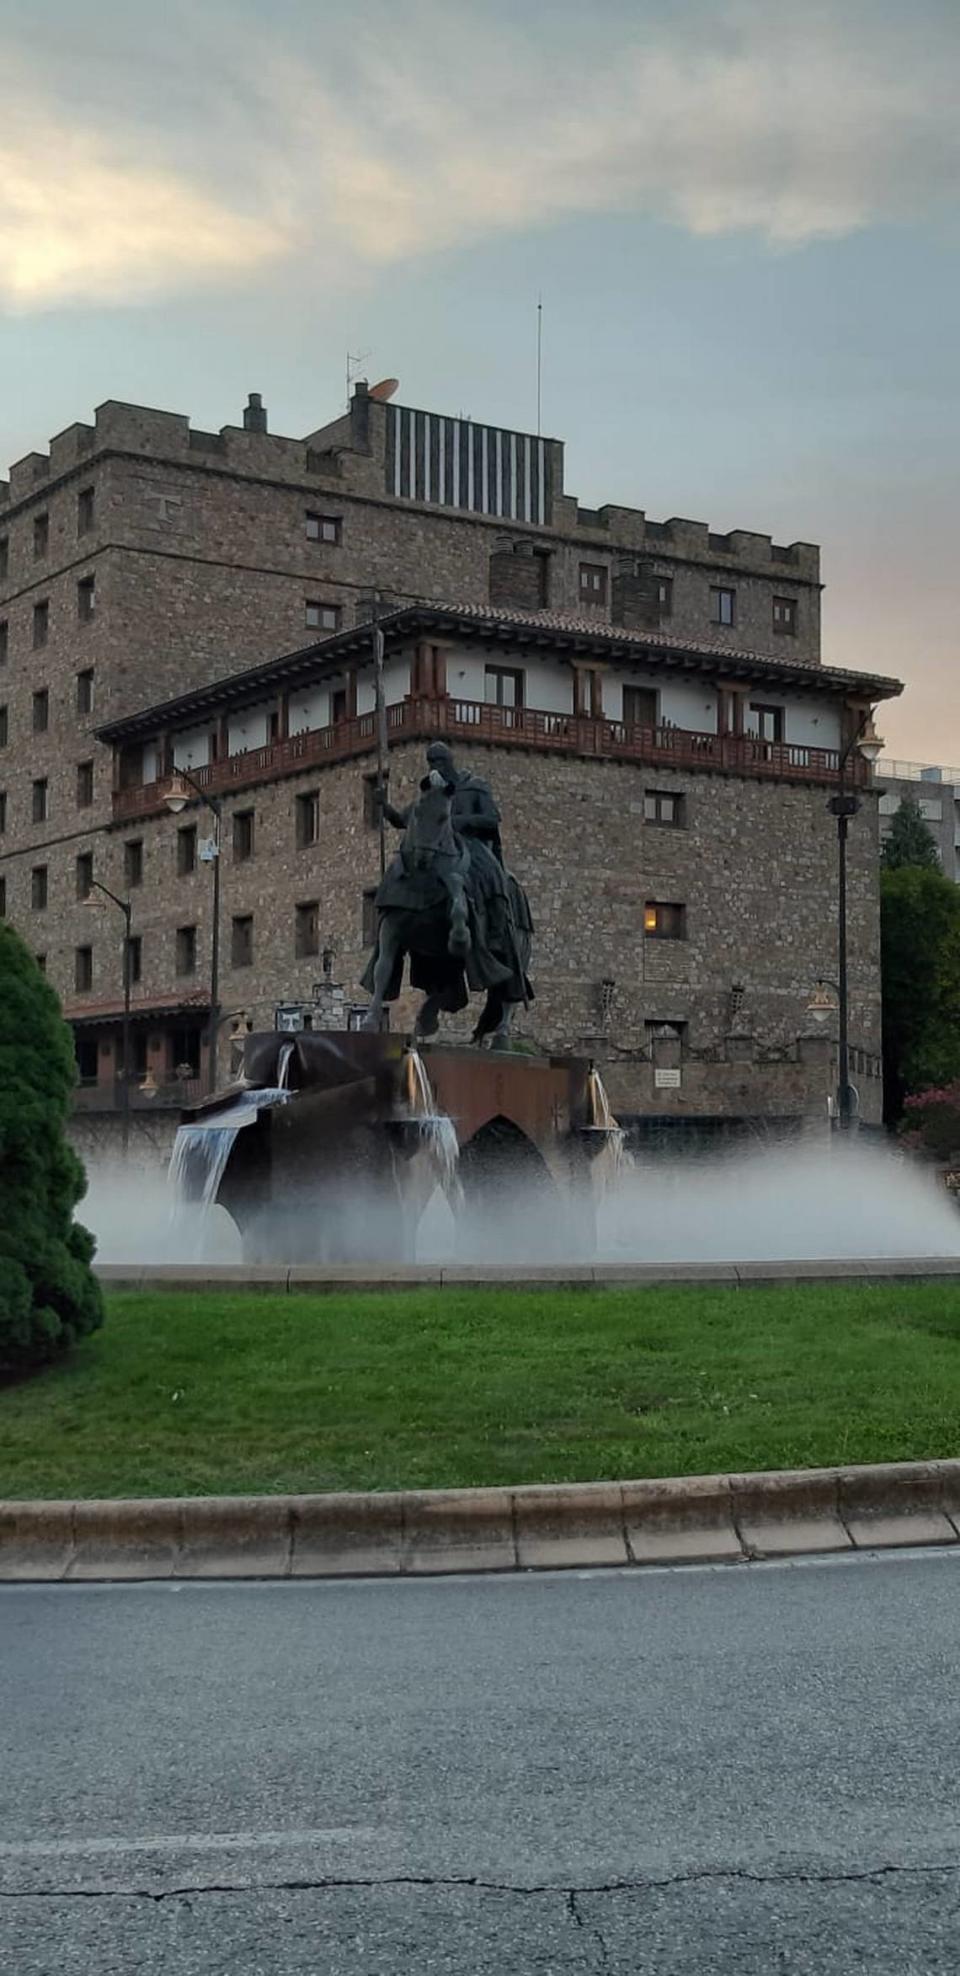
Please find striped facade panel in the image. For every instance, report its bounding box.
[385,405,549,524]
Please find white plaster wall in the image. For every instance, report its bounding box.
[289,686,330,734]
[603,670,718,734]
[742,694,842,749]
[142,742,158,784]
[356,657,409,716]
[227,705,270,753]
[446,653,487,702]
[173,726,213,769]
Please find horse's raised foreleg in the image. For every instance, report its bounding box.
[362,918,403,1030]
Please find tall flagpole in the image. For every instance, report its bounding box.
[372,592,388,876]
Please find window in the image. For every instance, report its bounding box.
[233,809,255,862]
[0,706,6,747]
[658,577,674,616]
[77,576,96,622]
[0,539,7,580]
[74,945,93,992]
[711,587,736,627]
[76,1037,99,1085]
[177,825,197,875]
[579,562,608,605]
[331,686,347,724]
[750,703,784,744]
[33,513,49,559]
[31,865,48,910]
[124,935,142,987]
[305,512,341,544]
[305,600,341,632]
[78,487,95,535]
[773,596,797,635]
[35,952,45,973]
[296,790,320,848]
[32,778,48,823]
[75,851,93,900]
[643,901,686,940]
[33,601,49,648]
[295,899,320,958]
[485,665,524,709]
[644,790,685,827]
[76,668,95,716]
[124,839,144,888]
[622,685,658,728]
[0,621,7,664]
[0,791,6,833]
[175,925,197,975]
[33,689,49,733]
[362,888,378,946]
[76,760,94,807]
[0,876,5,916]
[231,913,254,968]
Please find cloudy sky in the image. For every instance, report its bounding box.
[1,0,957,757]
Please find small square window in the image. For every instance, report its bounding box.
[177,825,197,875]
[711,587,736,627]
[773,596,797,635]
[643,790,684,827]
[176,925,197,975]
[74,944,93,992]
[33,601,49,648]
[304,600,341,631]
[644,901,686,940]
[233,809,255,862]
[125,935,142,986]
[76,668,95,715]
[231,913,254,968]
[296,790,320,848]
[579,562,608,605]
[295,899,320,958]
[0,621,8,664]
[32,865,48,911]
[78,487,95,535]
[33,689,49,733]
[305,512,341,545]
[77,575,96,622]
[362,888,378,947]
[76,760,94,807]
[76,852,93,900]
[124,839,144,888]
[33,513,49,558]
[32,778,48,823]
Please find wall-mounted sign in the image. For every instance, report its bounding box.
[654,1067,681,1089]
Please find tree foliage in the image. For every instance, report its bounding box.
[880,865,960,1123]
[881,795,941,872]
[0,922,104,1375]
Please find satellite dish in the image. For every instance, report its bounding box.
[368,377,400,402]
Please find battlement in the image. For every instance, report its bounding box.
[573,504,818,578]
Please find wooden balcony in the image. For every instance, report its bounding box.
[112,695,867,821]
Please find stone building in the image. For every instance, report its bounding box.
[877,759,960,879]
[0,384,899,1140]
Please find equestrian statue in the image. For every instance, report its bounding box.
[360,741,534,1045]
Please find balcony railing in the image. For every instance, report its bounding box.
[113,696,867,820]
[73,1077,204,1111]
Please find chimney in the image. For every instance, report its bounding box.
[243,392,268,434]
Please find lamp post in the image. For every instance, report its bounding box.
[83,879,132,1154]
[822,712,884,1129]
[161,766,223,1096]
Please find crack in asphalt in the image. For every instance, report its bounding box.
[3,1860,959,1905]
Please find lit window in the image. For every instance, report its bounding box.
[644,901,686,940]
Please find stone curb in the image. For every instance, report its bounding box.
[5,1460,960,1582]
[94,1258,960,1293]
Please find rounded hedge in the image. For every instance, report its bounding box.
[0,922,104,1374]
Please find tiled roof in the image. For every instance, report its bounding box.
[65,990,210,1024]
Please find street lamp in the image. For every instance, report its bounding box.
[83,879,133,1154]
[161,766,223,1095]
[825,712,884,1130]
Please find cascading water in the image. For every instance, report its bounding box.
[584,1065,627,1172]
[400,1048,461,1197]
[168,1083,294,1212]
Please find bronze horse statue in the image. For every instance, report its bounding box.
[361,766,534,1045]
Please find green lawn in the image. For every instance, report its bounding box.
[3,1283,960,1499]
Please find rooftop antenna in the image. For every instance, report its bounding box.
[346,349,372,409]
[536,296,543,436]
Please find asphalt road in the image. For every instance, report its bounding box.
[4,1552,960,1973]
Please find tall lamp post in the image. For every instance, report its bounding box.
[818,712,884,1129]
[83,879,133,1155]
[161,766,223,1096]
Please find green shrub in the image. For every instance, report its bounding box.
[0,922,104,1375]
